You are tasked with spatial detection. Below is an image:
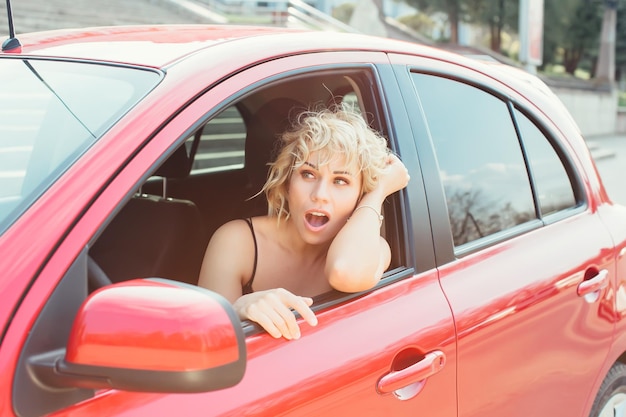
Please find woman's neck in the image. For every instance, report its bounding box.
[279,217,329,260]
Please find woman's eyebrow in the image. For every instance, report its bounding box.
[333,170,353,176]
[304,161,352,176]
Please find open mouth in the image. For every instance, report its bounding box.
[305,211,329,228]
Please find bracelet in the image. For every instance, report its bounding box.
[353,205,384,226]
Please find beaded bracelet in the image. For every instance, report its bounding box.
[353,205,384,226]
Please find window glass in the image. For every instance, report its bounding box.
[341,91,363,114]
[410,73,536,247]
[0,59,159,235]
[514,109,577,215]
[187,106,246,174]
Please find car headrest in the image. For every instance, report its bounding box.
[245,98,305,172]
[155,145,191,179]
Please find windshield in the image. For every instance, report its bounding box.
[0,58,160,235]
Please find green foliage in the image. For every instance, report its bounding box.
[400,0,518,49]
[332,3,355,24]
[398,0,625,81]
[563,0,602,74]
[397,12,437,39]
[402,0,464,42]
[464,0,519,52]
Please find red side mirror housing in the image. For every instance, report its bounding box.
[30,279,246,393]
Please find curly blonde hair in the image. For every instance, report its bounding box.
[261,104,389,221]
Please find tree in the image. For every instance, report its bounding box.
[398,0,625,81]
[400,0,518,50]
[539,0,600,74]
[540,1,565,69]
[563,0,602,75]
[465,0,519,52]
[405,0,464,43]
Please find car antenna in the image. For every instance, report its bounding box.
[2,0,21,51]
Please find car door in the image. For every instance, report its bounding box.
[7,52,457,416]
[390,53,615,416]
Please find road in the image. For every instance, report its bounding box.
[590,134,626,206]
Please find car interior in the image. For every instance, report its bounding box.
[86,67,406,303]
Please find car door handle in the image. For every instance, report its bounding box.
[377,350,446,395]
[577,269,609,301]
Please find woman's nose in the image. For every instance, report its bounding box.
[311,179,329,202]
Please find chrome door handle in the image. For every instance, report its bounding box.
[377,350,446,395]
[577,269,609,302]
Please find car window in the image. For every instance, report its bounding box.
[0,59,160,236]
[410,73,536,248]
[90,68,409,294]
[185,85,362,177]
[514,108,577,216]
[187,106,246,174]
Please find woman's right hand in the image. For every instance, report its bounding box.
[233,288,318,340]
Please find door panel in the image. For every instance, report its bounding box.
[44,271,456,417]
[439,215,614,416]
[15,53,457,416]
[389,52,614,416]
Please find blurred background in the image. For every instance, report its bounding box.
[0,0,625,201]
[1,0,623,138]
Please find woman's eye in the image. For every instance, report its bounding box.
[301,170,315,179]
[334,178,349,186]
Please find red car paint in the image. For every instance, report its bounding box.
[1,25,625,417]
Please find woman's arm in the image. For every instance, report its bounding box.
[325,154,409,292]
[198,219,317,340]
[198,220,252,303]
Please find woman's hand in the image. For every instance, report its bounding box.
[233,288,318,340]
[377,153,410,198]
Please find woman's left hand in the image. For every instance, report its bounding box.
[377,153,410,197]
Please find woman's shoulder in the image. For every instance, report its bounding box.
[212,218,252,240]
[212,216,272,240]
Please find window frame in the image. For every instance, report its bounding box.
[389,56,587,263]
[86,61,420,339]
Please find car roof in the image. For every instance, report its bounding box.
[3,24,570,131]
[1,25,315,67]
[2,24,462,68]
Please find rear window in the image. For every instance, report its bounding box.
[0,58,160,235]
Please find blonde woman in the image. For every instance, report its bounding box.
[198,105,410,340]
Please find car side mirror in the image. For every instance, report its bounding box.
[29,278,246,393]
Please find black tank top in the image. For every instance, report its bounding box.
[242,218,258,294]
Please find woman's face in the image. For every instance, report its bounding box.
[287,151,362,246]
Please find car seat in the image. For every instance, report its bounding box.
[243,97,305,216]
[89,145,207,289]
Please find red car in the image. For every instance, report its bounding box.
[1,23,626,417]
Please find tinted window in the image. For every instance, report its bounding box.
[0,59,159,235]
[514,108,577,215]
[411,73,536,247]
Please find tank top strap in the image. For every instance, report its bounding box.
[242,218,258,295]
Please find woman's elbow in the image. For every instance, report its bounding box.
[326,261,380,293]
